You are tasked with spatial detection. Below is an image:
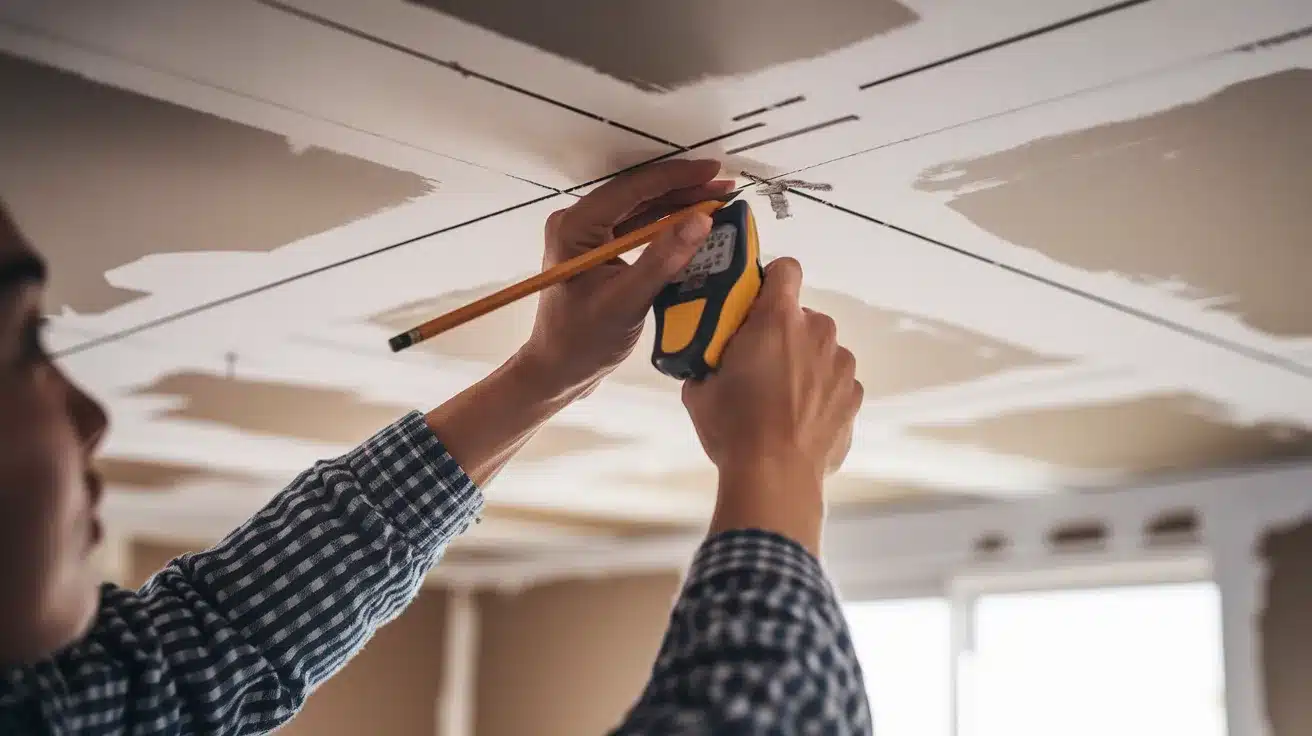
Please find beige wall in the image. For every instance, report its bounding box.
[475,573,682,736]
[122,520,1312,736]
[1261,519,1312,736]
[129,541,450,736]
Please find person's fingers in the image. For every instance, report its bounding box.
[758,257,803,312]
[567,159,721,231]
[810,311,838,342]
[836,346,857,385]
[829,416,857,475]
[614,212,713,318]
[613,180,735,236]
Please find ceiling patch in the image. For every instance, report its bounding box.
[408,0,918,93]
[133,372,418,445]
[743,172,834,220]
[916,69,1312,338]
[0,54,434,317]
[508,425,632,465]
[612,464,987,511]
[438,546,529,565]
[376,278,1062,399]
[371,281,681,394]
[913,394,1312,476]
[133,370,629,457]
[97,457,260,492]
[481,506,690,538]
[781,284,1064,400]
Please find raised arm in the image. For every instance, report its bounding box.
[613,258,873,735]
[1,349,599,733]
[0,159,733,733]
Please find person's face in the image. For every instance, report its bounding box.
[0,206,108,667]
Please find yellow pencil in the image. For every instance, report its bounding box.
[388,191,741,352]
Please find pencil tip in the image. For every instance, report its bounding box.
[388,332,412,352]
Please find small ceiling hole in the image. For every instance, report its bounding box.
[1047,520,1109,552]
[974,532,1009,558]
[1145,508,1200,546]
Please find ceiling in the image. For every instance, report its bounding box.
[1,0,1310,566]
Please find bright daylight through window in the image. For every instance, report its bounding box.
[845,581,1226,736]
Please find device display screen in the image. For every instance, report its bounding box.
[673,223,736,283]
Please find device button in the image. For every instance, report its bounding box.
[660,299,707,353]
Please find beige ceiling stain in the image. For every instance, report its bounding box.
[611,466,717,496]
[412,0,918,93]
[914,394,1312,475]
[372,281,681,394]
[97,457,259,492]
[134,372,417,445]
[481,505,691,538]
[917,69,1312,336]
[133,371,627,457]
[0,53,434,315]
[610,465,965,509]
[823,476,956,506]
[377,277,1057,398]
[792,278,1061,399]
[440,546,527,564]
[513,425,632,464]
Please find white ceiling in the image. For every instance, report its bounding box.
[1,0,1310,560]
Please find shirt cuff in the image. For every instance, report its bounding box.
[344,410,484,557]
[685,528,835,596]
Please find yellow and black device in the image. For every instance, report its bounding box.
[651,199,763,380]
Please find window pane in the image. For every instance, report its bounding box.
[845,597,952,736]
[962,582,1226,736]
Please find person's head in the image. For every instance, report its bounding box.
[0,204,108,667]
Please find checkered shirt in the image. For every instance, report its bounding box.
[1,411,871,734]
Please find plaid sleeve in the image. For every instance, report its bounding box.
[611,529,873,735]
[0,411,481,735]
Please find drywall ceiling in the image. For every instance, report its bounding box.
[1,0,1310,556]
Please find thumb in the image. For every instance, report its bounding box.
[618,212,712,316]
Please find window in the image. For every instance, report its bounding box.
[845,581,1225,736]
[962,582,1225,736]
[845,597,952,736]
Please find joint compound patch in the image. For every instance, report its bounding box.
[408,0,919,93]
[742,171,833,219]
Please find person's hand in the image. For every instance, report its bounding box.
[682,257,863,554]
[518,159,734,393]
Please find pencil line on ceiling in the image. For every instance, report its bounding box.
[37,0,1246,361]
[1231,22,1312,52]
[52,191,560,358]
[771,42,1233,186]
[725,115,860,156]
[565,124,767,193]
[784,189,1312,381]
[731,95,806,122]
[51,123,767,357]
[858,0,1155,91]
[254,0,682,149]
[477,123,769,196]
[0,16,564,193]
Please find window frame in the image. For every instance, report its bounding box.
[842,546,1218,736]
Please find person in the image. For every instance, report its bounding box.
[0,158,871,734]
